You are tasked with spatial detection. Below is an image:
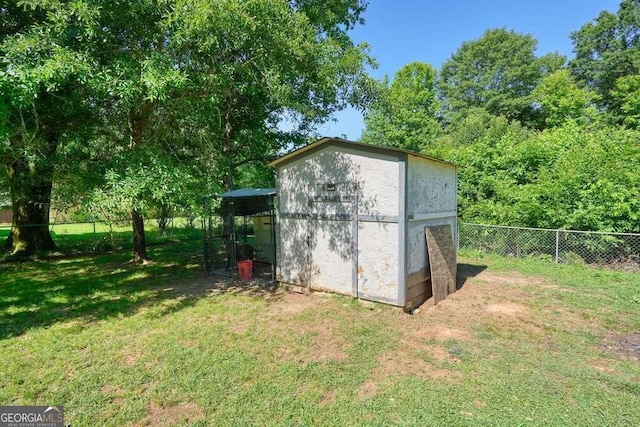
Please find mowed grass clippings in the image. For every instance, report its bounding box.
[1,247,639,426]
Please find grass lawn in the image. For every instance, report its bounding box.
[1,220,201,254]
[1,245,639,426]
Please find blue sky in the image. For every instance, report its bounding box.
[319,0,621,140]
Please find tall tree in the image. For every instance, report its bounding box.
[2,0,374,261]
[169,0,374,190]
[570,0,640,122]
[439,28,565,128]
[361,62,440,151]
[161,0,375,255]
[1,1,95,255]
[91,1,187,261]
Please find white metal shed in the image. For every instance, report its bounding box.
[268,137,458,310]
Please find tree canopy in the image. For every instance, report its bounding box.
[3,0,639,262]
[1,0,374,258]
[361,62,440,151]
[570,0,640,123]
[439,28,565,128]
[435,118,640,232]
[530,69,600,128]
[361,4,639,234]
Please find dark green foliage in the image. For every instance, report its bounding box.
[1,0,374,259]
[0,0,97,255]
[439,28,565,128]
[570,0,640,124]
[361,62,441,150]
[368,6,640,234]
[434,117,640,233]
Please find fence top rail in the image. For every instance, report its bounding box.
[461,222,640,237]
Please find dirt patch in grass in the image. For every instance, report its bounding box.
[355,345,462,402]
[352,266,614,382]
[179,339,197,348]
[376,347,463,382]
[373,267,603,378]
[171,276,279,300]
[319,390,336,405]
[118,348,143,367]
[485,302,529,316]
[308,330,349,362]
[610,332,640,360]
[590,359,616,374]
[299,322,349,363]
[100,384,124,395]
[139,402,205,427]
[100,384,125,406]
[429,345,456,362]
[472,271,550,288]
[408,269,600,338]
[415,324,471,341]
[277,321,350,364]
[266,292,319,316]
[294,383,337,405]
[255,291,355,364]
[357,380,379,400]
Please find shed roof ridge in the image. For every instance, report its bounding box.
[267,137,457,168]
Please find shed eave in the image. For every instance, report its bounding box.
[267,137,458,169]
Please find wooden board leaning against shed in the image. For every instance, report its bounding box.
[425,224,457,304]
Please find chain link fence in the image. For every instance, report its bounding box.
[0,217,202,253]
[459,223,640,270]
[4,217,640,270]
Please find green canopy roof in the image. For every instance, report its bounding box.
[216,188,275,217]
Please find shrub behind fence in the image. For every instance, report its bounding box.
[459,223,640,270]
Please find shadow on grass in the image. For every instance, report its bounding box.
[0,239,276,339]
[457,263,487,290]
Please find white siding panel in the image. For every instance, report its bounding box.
[336,147,399,217]
[407,156,457,215]
[278,145,399,217]
[309,219,353,295]
[278,157,312,216]
[357,222,399,303]
[277,218,309,285]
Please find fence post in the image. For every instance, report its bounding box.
[555,230,559,264]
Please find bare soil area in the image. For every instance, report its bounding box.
[158,263,636,408]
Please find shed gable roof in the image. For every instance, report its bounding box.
[267,137,457,168]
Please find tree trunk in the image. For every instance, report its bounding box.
[221,99,235,236]
[132,209,148,262]
[4,134,57,256]
[128,104,152,262]
[222,95,235,193]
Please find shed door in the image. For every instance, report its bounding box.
[307,184,357,297]
[308,219,354,295]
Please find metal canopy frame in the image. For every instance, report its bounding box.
[202,188,276,282]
